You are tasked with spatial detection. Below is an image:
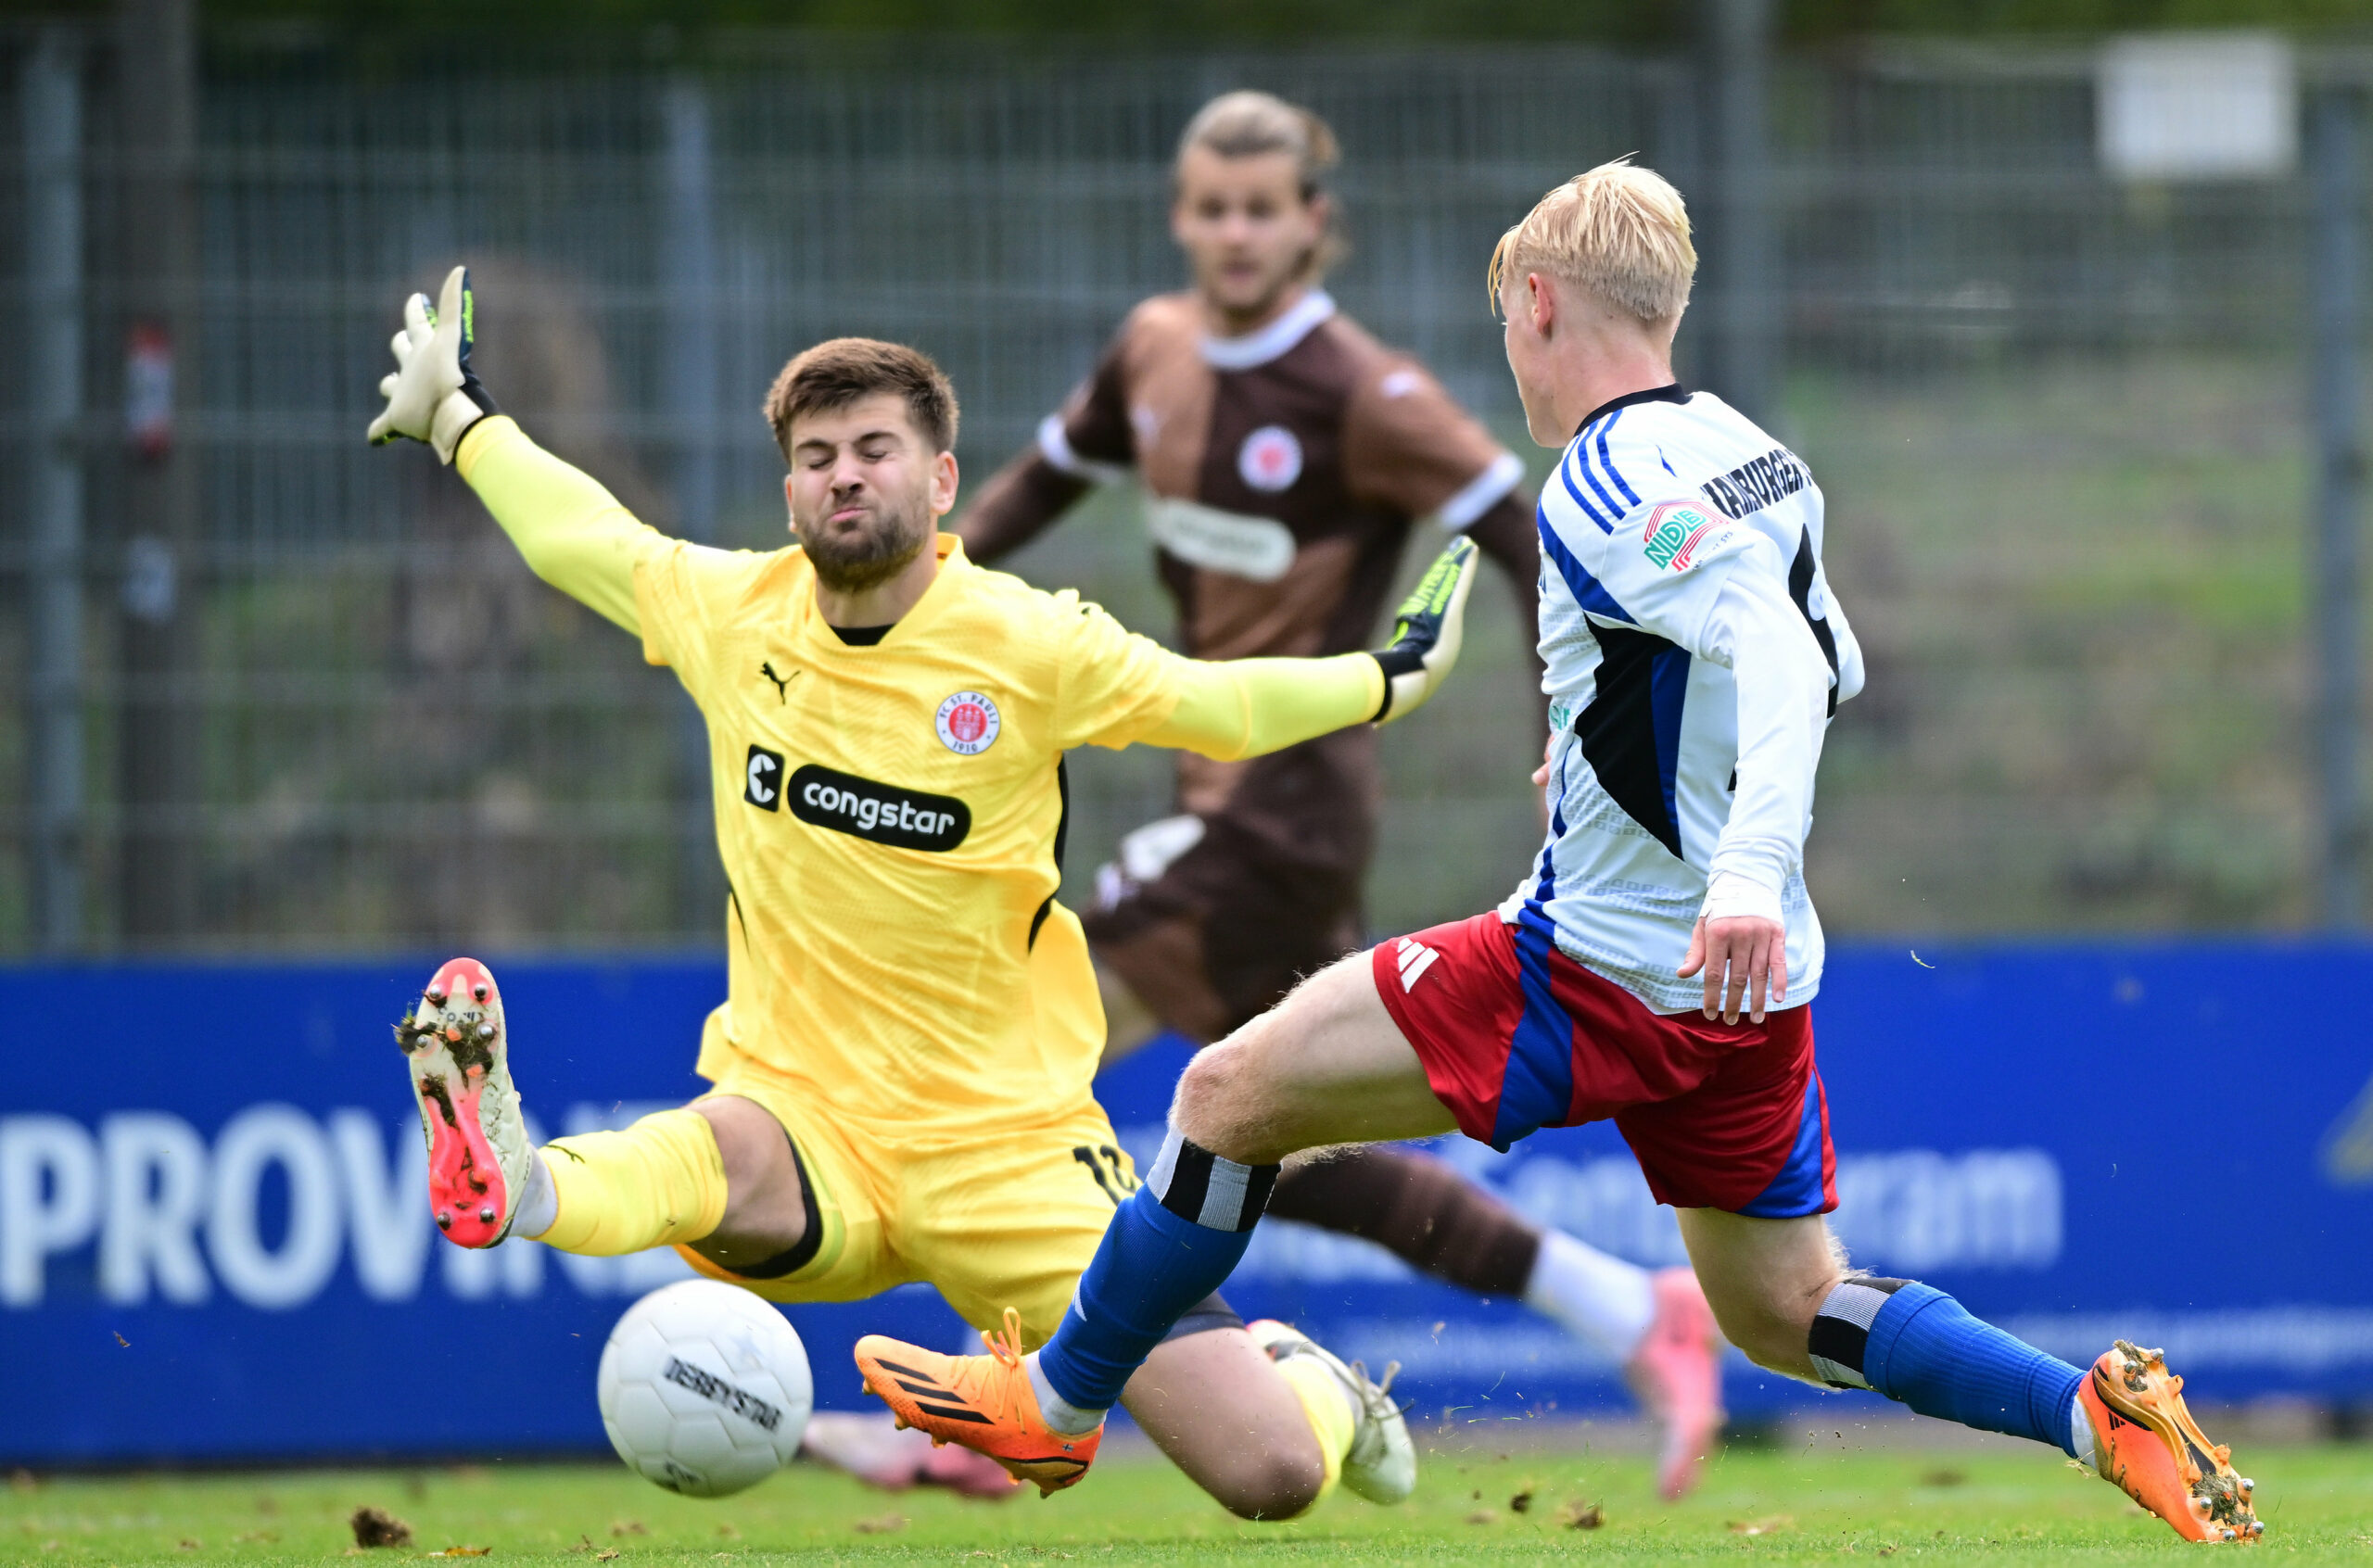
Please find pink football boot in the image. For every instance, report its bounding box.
[799,1411,1019,1499]
[1625,1267,1726,1500]
[396,957,533,1248]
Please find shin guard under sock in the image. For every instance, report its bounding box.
[1032,1129,1278,1417]
[1810,1274,2087,1458]
[537,1107,729,1256]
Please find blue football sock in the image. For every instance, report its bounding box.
[1032,1130,1276,1415]
[1808,1275,2087,1457]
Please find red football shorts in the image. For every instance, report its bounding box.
[1372,911,1836,1217]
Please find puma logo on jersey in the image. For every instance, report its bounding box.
[760,661,800,702]
[1394,937,1440,992]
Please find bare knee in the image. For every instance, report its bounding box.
[687,1096,806,1264]
[1169,955,1450,1165]
[1677,1210,1844,1382]
[1705,1280,1826,1377]
[1203,1441,1327,1522]
[1172,1043,1263,1161]
[1124,1328,1330,1521]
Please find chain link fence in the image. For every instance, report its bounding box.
[0,27,2359,953]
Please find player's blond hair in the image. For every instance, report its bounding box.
[1176,90,1344,282]
[1488,158,1696,325]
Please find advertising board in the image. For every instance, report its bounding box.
[3,944,2366,1461]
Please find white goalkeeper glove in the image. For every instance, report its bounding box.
[1369,534,1478,723]
[366,264,498,463]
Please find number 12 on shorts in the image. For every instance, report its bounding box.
[1072,1144,1137,1206]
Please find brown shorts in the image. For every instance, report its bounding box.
[1080,810,1364,1043]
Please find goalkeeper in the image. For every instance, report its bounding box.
[368,268,1472,1512]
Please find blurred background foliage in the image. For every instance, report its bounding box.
[1,7,2366,952]
[5,0,2373,43]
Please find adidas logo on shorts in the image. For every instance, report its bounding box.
[1393,937,1439,993]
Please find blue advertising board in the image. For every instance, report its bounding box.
[2,943,2368,1463]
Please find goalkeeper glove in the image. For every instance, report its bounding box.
[1369,534,1478,723]
[366,264,498,463]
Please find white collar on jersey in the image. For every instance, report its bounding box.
[1199,290,1337,371]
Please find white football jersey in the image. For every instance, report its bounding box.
[1500,386,1864,1014]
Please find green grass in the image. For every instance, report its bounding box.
[6,1435,2368,1567]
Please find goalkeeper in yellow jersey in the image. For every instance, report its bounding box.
[365,268,1476,1514]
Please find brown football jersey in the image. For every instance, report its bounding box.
[1039,290,1520,662]
[962,288,1535,1035]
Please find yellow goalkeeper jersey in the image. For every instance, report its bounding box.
[455,416,1386,1141]
[638,530,1189,1136]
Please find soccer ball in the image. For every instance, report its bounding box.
[597,1279,814,1497]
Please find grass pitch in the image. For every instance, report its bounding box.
[6,1435,2367,1566]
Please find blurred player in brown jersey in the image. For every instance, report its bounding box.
[951,92,1723,1499]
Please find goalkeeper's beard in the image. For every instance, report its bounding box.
[796,496,934,596]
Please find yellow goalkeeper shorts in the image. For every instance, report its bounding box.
[676,1052,1140,1349]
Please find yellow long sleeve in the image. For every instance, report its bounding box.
[1146,652,1385,760]
[452,415,659,635]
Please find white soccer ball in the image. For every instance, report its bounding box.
[596,1279,814,1497]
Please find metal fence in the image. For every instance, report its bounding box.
[0,26,2364,954]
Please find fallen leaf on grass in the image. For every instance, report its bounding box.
[1878,1547,1898,1558]
[852,1512,907,1535]
[1508,1489,1533,1513]
[1465,1508,1501,1525]
[715,1523,741,1539]
[175,1539,201,1551]
[425,1548,490,1558]
[349,1508,413,1549]
[1729,1515,1796,1536]
[1555,1501,1604,1530]
[594,1553,618,1563]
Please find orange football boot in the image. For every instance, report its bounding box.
[2078,1339,2262,1543]
[855,1308,1101,1497]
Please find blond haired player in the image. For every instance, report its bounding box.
[365,270,1480,1514]
[960,91,1724,1498]
[856,162,2267,1545]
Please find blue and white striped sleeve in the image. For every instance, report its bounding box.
[1536,428,1766,656]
